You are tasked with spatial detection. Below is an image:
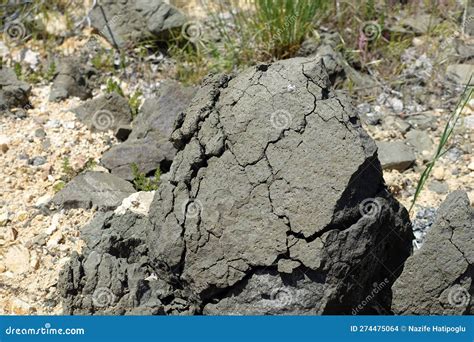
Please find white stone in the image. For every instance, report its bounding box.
[388,97,404,113]
[35,194,52,208]
[45,213,61,235]
[464,115,474,130]
[0,211,9,227]
[4,245,30,274]
[22,50,40,70]
[115,191,156,216]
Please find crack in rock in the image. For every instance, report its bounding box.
[59,57,413,315]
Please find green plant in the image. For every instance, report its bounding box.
[105,78,124,97]
[13,62,22,79]
[53,181,65,193]
[45,60,56,81]
[83,158,97,171]
[410,80,473,212]
[129,90,142,119]
[131,163,160,191]
[170,0,327,84]
[61,157,76,181]
[241,0,327,59]
[91,48,115,72]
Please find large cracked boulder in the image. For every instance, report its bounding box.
[89,0,186,48]
[59,57,413,315]
[0,67,31,111]
[101,81,196,180]
[392,191,473,315]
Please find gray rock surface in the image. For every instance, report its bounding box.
[49,58,95,102]
[72,92,132,132]
[101,81,196,180]
[52,172,135,210]
[0,67,31,111]
[376,141,416,171]
[405,129,434,155]
[59,57,413,315]
[89,0,186,48]
[392,191,473,315]
[405,113,437,130]
[303,44,376,89]
[446,64,474,85]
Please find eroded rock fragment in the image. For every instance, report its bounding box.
[392,191,473,315]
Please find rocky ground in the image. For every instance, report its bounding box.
[0,0,473,314]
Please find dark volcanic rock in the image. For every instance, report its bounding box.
[49,58,95,102]
[0,67,31,111]
[59,57,413,315]
[89,0,186,48]
[101,81,196,180]
[392,191,473,315]
[72,92,132,132]
[52,172,135,210]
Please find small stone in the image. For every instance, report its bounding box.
[464,115,474,129]
[45,213,61,235]
[27,233,48,247]
[1,227,17,241]
[63,121,75,129]
[277,259,301,274]
[10,298,33,314]
[30,250,40,270]
[432,167,445,180]
[388,97,403,113]
[29,156,47,166]
[1,144,8,153]
[0,211,9,226]
[21,49,40,70]
[4,245,30,274]
[45,119,61,128]
[34,128,46,138]
[52,171,135,210]
[376,141,416,171]
[446,148,462,162]
[46,231,63,248]
[428,180,449,194]
[468,162,474,171]
[35,194,52,208]
[446,64,474,85]
[405,113,436,130]
[405,130,433,155]
[114,191,156,216]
